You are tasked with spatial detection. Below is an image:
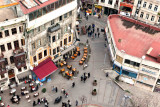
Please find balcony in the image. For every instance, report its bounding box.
[48,23,60,33]
[13,48,25,58]
[16,62,26,69]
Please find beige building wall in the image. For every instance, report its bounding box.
[132,0,160,25]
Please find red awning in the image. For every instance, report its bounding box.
[33,58,58,80]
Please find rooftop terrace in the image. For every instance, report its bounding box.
[108,15,160,63]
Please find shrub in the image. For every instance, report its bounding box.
[42,88,46,93]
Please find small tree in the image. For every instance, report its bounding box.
[42,88,46,93]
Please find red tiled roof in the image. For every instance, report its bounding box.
[18,0,57,14]
[108,15,160,63]
[33,57,58,80]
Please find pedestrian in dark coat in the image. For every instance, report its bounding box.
[72,82,75,88]
[63,90,66,95]
[84,76,87,83]
[55,87,58,93]
[98,32,100,38]
[76,100,78,106]
[95,33,96,38]
[97,28,99,32]
[88,72,90,78]
[38,98,41,104]
[81,76,83,81]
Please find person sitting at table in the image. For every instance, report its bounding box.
[21,91,25,96]
[33,101,36,106]
[17,95,20,100]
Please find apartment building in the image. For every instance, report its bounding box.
[0,1,29,89]
[19,0,77,81]
[106,14,160,91]
[95,0,119,15]
[0,0,77,88]
[132,0,160,25]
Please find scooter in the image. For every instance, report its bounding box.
[54,96,62,104]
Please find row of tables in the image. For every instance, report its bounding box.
[79,47,88,65]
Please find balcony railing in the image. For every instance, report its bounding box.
[13,48,25,57]
[48,23,60,33]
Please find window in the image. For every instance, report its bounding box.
[29,13,34,21]
[53,49,56,55]
[10,56,14,64]
[38,26,40,32]
[143,2,147,7]
[125,59,130,64]
[1,74,5,78]
[5,30,9,37]
[24,66,27,70]
[59,16,62,21]
[51,20,54,25]
[32,43,35,49]
[48,36,51,42]
[14,40,19,49]
[5,58,8,65]
[108,0,112,5]
[140,12,144,18]
[60,41,62,47]
[116,55,123,64]
[151,16,155,21]
[11,28,17,35]
[64,13,67,18]
[69,36,71,42]
[154,5,158,11]
[33,56,37,62]
[7,43,12,50]
[18,68,22,72]
[69,23,72,29]
[146,14,149,19]
[50,49,51,55]
[148,4,152,9]
[38,53,42,59]
[52,36,56,42]
[67,0,69,3]
[44,50,47,56]
[37,9,42,17]
[21,39,25,46]
[0,32,2,38]
[59,0,62,6]
[69,11,72,16]
[42,7,48,15]
[64,26,68,32]
[158,17,160,22]
[138,0,141,4]
[38,39,41,46]
[57,47,59,53]
[101,0,105,3]
[55,1,59,9]
[47,5,51,12]
[19,26,23,32]
[64,38,67,45]
[51,3,54,10]
[62,0,66,5]
[1,45,5,52]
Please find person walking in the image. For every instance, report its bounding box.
[55,87,58,93]
[88,72,90,78]
[52,86,55,92]
[98,32,100,38]
[61,88,64,93]
[72,82,75,88]
[65,92,68,98]
[95,33,97,38]
[81,76,83,81]
[37,98,41,104]
[0,87,3,93]
[84,76,87,83]
[76,100,78,106]
[63,89,66,95]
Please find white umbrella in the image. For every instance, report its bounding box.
[76,21,79,25]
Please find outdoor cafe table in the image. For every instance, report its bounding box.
[60,68,65,72]
[63,61,67,65]
[84,47,87,50]
[29,83,34,87]
[10,88,16,95]
[23,90,29,95]
[72,68,76,72]
[21,86,26,91]
[67,65,72,69]
[84,50,87,53]
[74,54,77,57]
[83,55,87,59]
[81,58,85,62]
[84,53,87,56]
[0,101,4,107]
[79,61,83,65]
[60,63,64,67]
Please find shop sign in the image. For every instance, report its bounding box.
[94,5,102,9]
[142,68,156,75]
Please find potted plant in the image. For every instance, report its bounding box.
[93,80,97,86]
[42,88,46,93]
[92,89,97,95]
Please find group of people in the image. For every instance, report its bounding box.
[86,24,100,39]
[52,86,58,93]
[81,72,90,83]
[61,88,69,98]
[33,97,49,107]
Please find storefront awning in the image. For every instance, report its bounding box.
[61,45,75,55]
[122,65,138,73]
[33,58,58,80]
[17,71,31,79]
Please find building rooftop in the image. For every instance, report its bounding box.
[108,15,160,63]
[18,0,57,14]
[0,0,18,22]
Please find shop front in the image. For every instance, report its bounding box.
[122,66,138,79]
[119,2,133,17]
[104,7,118,16]
[81,0,93,15]
[17,71,32,83]
[61,45,75,60]
[113,61,122,74]
[32,58,58,82]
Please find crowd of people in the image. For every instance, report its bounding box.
[33,97,49,107]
